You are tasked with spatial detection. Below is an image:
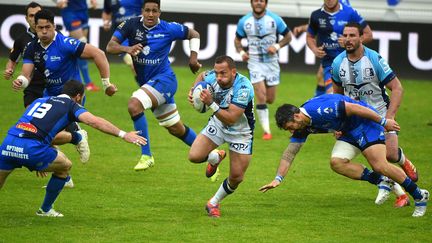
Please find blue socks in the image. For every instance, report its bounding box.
[41,175,68,212]
[178,125,196,146]
[132,112,151,156]
[78,58,91,85]
[360,168,382,185]
[401,177,422,200]
[69,131,82,145]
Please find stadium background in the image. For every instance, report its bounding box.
[0,0,430,79]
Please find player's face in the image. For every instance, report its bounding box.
[251,0,267,16]
[214,62,236,88]
[26,7,42,32]
[142,3,161,27]
[343,27,362,53]
[324,0,339,11]
[282,115,307,133]
[35,19,55,45]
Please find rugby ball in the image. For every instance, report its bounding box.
[192,81,213,113]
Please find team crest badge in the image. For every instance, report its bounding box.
[143,45,150,55]
[43,54,48,61]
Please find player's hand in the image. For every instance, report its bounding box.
[56,0,68,9]
[240,51,249,62]
[90,0,97,9]
[188,87,194,105]
[128,44,143,57]
[267,45,278,55]
[3,68,14,80]
[293,26,304,36]
[313,45,326,58]
[123,131,147,146]
[384,119,400,132]
[103,21,112,31]
[338,36,346,48]
[36,171,48,178]
[259,180,281,193]
[200,89,213,106]
[105,84,117,96]
[334,131,343,139]
[12,79,23,91]
[189,61,202,74]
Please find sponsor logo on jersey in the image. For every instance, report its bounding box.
[50,56,61,62]
[143,45,150,55]
[230,143,249,151]
[71,20,82,28]
[16,122,37,133]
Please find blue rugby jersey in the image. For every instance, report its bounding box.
[307,3,367,67]
[300,94,377,133]
[23,32,85,96]
[104,0,144,30]
[113,17,189,86]
[63,0,88,11]
[7,95,87,145]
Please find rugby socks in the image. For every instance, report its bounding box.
[360,168,382,185]
[132,112,151,156]
[78,58,91,85]
[209,178,235,206]
[401,177,422,200]
[315,85,326,97]
[69,131,82,145]
[178,125,196,146]
[396,147,406,166]
[41,175,68,212]
[393,183,406,197]
[256,104,271,134]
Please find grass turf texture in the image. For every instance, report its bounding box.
[0,58,431,242]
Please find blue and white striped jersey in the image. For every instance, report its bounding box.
[332,46,396,116]
[236,10,289,63]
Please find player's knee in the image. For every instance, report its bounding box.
[369,163,388,176]
[188,149,206,163]
[128,98,144,116]
[330,157,347,173]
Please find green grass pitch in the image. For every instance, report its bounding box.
[0,58,431,242]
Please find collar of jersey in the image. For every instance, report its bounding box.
[321,3,343,15]
[38,31,57,49]
[57,94,71,99]
[140,16,160,31]
[27,28,36,38]
[299,107,312,125]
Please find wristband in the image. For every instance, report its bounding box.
[118,130,126,139]
[17,75,29,88]
[273,43,281,51]
[101,78,111,91]
[209,102,220,113]
[380,117,387,126]
[189,38,200,53]
[275,175,284,183]
[239,50,247,57]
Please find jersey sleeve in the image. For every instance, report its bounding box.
[113,20,131,43]
[168,22,189,41]
[350,8,367,28]
[71,103,88,122]
[275,16,290,35]
[22,42,35,64]
[307,11,319,36]
[231,78,253,109]
[63,36,86,57]
[331,55,343,86]
[373,53,396,85]
[235,16,247,38]
[202,70,217,86]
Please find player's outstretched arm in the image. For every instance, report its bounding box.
[78,112,147,146]
[187,28,201,74]
[12,63,33,91]
[259,142,304,193]
[4,60,16,80]
[344,102,400,131]
[81,44,117,96]
[188,71,207,105]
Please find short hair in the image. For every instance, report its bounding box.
[344,22,363,36]
[250,0,268,4]
[143,0,160,8]
[25,2,42,16]
[35,9,55,25]
[275,104,300,129]
[215,55,236,69]
[62,80,85,97]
